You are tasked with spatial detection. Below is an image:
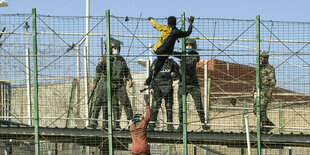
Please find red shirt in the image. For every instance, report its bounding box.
[130,106,151,154]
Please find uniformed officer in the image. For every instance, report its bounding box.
[253,51,276,133]
[88,38,133,130]
[147,58,180,131]
[174,38,209,131]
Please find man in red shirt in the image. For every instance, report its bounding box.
[130,94,151,155]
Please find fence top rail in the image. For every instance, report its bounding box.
[2,13,310,24]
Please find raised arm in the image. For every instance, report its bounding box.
[149,17,167,32]
[143,94,151,122]
[176,16,195,38]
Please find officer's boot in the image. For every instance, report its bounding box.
[113,107,121,130]
[166,103,174,131]
[124,103,133,121]
[87,103,100,128]
[202,123,209,131]
[102,121,108,130]
[167,124,174,131]
[262,116,274,133]
[176,120,183,131]
[147,109,158,131]
[176,124,183,132]
[176,104,183,132]
[125,105,133,130]
[197,110,209,131]
[147,122,156,131]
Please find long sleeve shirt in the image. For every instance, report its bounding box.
[93,55,132,85]
[150,19,193,54]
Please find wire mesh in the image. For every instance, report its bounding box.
[0,11,309,154]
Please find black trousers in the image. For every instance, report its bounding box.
[149,85,174,127]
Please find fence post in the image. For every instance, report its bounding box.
[181,12,188,155]
[241,100,247,154]
[279,101,283,155]
[32,8,40,155]
[105,9,114,155]
[255,15,261,155]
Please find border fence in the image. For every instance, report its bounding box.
[0,8,309,155]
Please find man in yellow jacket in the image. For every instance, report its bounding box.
[144,16,194,89]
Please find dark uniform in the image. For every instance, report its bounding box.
[148,58,180,131]
[88,60,108,128]
[88,39,133,129]
[253,51,276,133]
[174,38,208,131]
[144,16,194,88]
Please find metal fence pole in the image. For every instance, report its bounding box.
[181,12,188,155]
[26,47,32,125]
[105,9,114,155]
[244,115,251,155]
[255,15,261,155]
[279,101,283,155]
[32,8,40,155]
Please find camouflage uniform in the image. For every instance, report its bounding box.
[253,51,276,132]
[148,58,180,131]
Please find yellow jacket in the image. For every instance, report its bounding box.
[150,19,193,54]
[150,19,172,51]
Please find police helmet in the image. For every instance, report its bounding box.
[261,51,269,58]
[185,38,197,50]
[105,38,123,52]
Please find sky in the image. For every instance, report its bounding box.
[1,0,310,22]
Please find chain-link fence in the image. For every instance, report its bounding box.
[0,9,309,155]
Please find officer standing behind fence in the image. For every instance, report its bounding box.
[173,38,209,131]
[253,51,276,133]
[88,38,133,130]
[147,58,180,131]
